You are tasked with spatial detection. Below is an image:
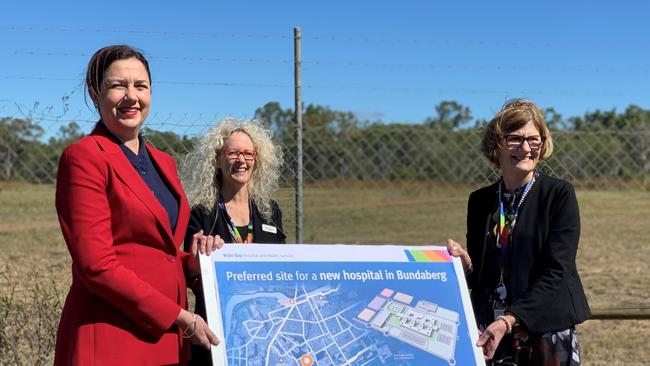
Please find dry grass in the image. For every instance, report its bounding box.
[0,182,648,365]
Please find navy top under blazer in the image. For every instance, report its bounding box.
[103,122,179,232]
[465,173,591,334]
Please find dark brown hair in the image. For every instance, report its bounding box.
[85,45,151,109]
[481,98,554,167]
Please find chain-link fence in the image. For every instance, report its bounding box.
[2,103,650,365]
[1,105,649,191]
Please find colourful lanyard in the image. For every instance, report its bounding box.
[218,195,253,244]
[496,175,536,268]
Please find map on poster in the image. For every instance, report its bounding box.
[200,244,485,366]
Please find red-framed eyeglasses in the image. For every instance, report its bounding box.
[222,148,258,161]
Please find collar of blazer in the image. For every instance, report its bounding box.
[89,123,189,251]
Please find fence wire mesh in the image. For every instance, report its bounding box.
[1,104,648,191]
[1,102,649,365]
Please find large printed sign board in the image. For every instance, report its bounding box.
[200,244,485,366]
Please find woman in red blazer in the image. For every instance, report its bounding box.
[55,45,221,365]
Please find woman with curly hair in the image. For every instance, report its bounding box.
[181,117,286,365]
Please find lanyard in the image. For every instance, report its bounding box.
[218,195,253,244]
[496,175,536,268]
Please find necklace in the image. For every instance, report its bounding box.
[494,173,537,302]
[496,175,536,250]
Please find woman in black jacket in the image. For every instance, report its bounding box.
[447,99,590,365]
[180,117,286,365]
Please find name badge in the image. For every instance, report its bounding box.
[262,224,277,234]
[493,307,505,320]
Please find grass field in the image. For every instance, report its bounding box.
[1,181,648,365]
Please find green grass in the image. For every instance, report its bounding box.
[277,183,468,244]
[1,182,648,365]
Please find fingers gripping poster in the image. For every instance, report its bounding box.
[200,244,485,366]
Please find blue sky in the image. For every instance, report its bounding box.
[1,0,649,135]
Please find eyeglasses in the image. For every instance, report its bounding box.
[222,148,257,161]
[502,134,546,149]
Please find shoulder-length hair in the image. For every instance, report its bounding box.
[181,117,283,220]
[481,98,554,167]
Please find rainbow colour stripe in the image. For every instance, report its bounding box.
[404,249,452,262]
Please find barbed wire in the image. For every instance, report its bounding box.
[0,75,78,82]
[0,75,642,97]
[0,75,645,97]
[304,36,650,50]
[0,26,290,39]
[3,26,649,49]
[305,61,650,74]
[4,51,291,64]
[5,50,650,75]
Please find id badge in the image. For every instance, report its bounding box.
[493,306,505,320]
[492,298,505,320]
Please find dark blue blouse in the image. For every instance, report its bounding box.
[103,123,179,232]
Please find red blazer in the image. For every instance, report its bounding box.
[54,124,191,365]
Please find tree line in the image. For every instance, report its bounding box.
[1,100,648,184]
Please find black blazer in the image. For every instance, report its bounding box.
[182,199,286,365]
[183,199,286,248]
[466,174,590,333]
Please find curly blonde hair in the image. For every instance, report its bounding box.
[180,117,283,220]
[481,98,554,167]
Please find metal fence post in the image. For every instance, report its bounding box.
[294,27,303,243]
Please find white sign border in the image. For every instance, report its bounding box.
[199,244,485,366]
